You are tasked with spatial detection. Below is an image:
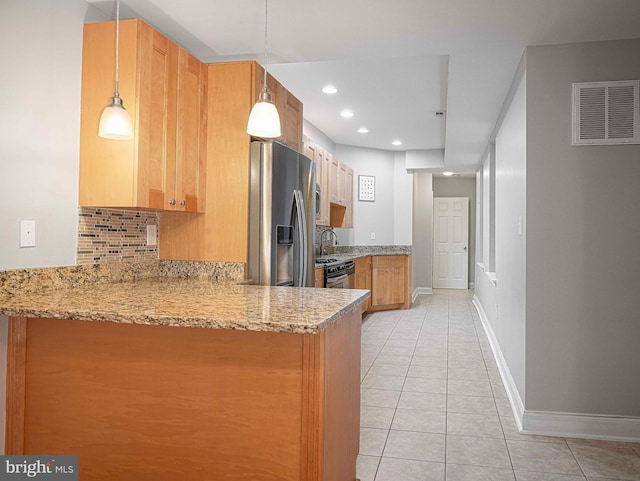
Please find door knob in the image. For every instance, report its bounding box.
[463,246,468,251]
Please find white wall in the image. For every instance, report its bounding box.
[393,152,413,245]
[333,145,397,246]
[494,74,527,402]
[526,39,640,417]
[0,0,87,271]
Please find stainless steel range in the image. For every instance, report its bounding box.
[316,258,356,288]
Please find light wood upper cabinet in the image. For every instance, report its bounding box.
[371,255,412,310]
[161,61,303,262]
[303,136,329,226]
[79,20,206,213]
[174,48,207,212]
[277,83,303,152]
[304,134,354,228]
[328,153,340,204]
[344,165,354,228]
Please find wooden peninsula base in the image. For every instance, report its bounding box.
[5,308,361,481]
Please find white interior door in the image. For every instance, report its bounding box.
[433,197,469,289]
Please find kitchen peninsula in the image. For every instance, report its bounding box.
[0,271,368,481]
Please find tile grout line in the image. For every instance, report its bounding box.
[444,289,450,480]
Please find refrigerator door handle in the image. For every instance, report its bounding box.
[293,190,307,287]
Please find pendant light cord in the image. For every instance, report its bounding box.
[115,0,120,97]
[263,0,268,91]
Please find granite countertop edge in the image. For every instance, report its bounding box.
[0,279,370,335]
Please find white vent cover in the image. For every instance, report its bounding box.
[572,80,640,146]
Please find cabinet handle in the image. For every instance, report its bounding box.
[169,199,176,206]
[180,200,186,206]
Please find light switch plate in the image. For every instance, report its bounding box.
[20,220,36,247]
[147,225,157,246]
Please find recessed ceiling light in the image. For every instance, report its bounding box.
[322,85,338,94]
[443,171,454,176]
[392,140,402,146]
[340,110,354,118]
[357,127,369,133]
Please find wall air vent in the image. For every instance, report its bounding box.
[572,80,640,146]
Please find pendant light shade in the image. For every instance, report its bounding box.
[99,95,133,140]
[99,0,133,140]
[247,0,281,139]
[247,90,281,138]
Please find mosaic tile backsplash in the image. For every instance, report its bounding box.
[77,208,159,265]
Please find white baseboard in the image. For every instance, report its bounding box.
[412,287,433,302]
[472,296,525,428]
[523,411,640,442]
[472,295,640,442]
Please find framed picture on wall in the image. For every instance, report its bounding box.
[358,175,375,202]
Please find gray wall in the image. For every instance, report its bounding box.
[0,0,87,270]
[412,173,433,295]
[526,39,640,416]
[433,177,476,285]
[333,145,413,247]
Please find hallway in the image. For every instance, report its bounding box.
[357,290,640,481]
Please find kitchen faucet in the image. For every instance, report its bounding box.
[320,229,338,256]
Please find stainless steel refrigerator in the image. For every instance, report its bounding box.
[248,141,316,287]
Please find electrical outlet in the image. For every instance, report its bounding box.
[147,225,157,246]
[20,220,36,247]
[370,232,376,240]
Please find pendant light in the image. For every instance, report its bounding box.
[98,0,133,140]
[246,0,281,139]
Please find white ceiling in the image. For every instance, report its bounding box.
[88,0,640,172]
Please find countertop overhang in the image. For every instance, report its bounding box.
[0,278,369,334]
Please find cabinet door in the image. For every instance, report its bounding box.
[388,266,406,305]
[175,48,207,213]
[328,153,340,204]
[321,151,331,225]
[137,24,178,210]
[344,165,354,228]
[314,267,324,288]
[371,266,390,307]
[364,269,372,312]
[279,85,303,152]
[338,161,347,205]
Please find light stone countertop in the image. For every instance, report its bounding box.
[0,278,369,334]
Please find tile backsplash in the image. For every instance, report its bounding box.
[77,207,159,265]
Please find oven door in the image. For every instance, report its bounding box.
[326,273,348,288]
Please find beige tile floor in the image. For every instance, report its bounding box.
[357,289,640,481]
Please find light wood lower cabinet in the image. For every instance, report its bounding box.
[354,256,372,313]
[79,20,206,213]
[371,255,411,311]
[314,267,325,288]
[6,311,361,481]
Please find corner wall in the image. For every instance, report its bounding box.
[412,173,433,296]
[0,0,87,270]
[526,39,640,418]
